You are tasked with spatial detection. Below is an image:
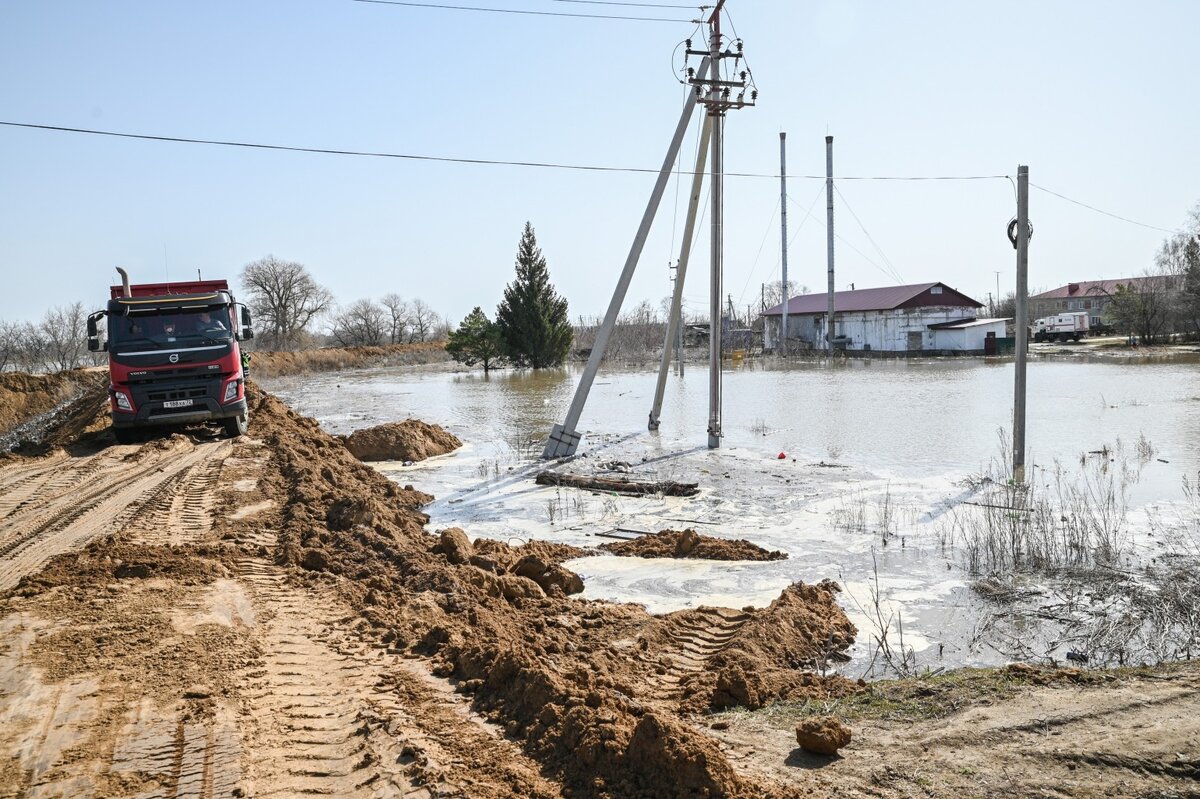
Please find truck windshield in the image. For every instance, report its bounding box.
[108,308,233,348]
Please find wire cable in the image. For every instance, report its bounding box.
[0,121,1017,182]
[350,0,691,23]
[832,182,904,283]
[1029,182,1175,234]
[548,0,697,8]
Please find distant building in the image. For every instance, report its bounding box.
[1030,277,1174,329]
[762,282,1005,354]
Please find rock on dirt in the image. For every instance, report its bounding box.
[600,528,787,561]
[795,716,851,755]
[339,419,462,462]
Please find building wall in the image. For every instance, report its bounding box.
[929,320,1007,351]
[1030,293,1109,328]
[767,307,984,352]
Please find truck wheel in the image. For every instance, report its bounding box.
[1073,334,1081,342]
[223,413,248,439]
[113,426,138,445]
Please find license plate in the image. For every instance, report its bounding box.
[162,399,194,409]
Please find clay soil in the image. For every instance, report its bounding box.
[1,377,1198,799]
[340,419,462,462]
[600,529,787,562]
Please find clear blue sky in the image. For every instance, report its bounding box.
[2,0,1197,325]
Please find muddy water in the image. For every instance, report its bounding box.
[265,354,1200,674]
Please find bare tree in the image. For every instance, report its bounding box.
[762,280,809,309]
[1102,269,1182,344]
[0,320,21,372]
[240,255,334,350]
[329,299,388,347]
[12,322,45,373]
[40,302,89,373]
[379,293,411,344]
[408,298,439,342]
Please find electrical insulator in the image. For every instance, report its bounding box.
[751,90,758,101]
[695,86,703,97]
[723,87,730,98]
[740,71,747,80]
[687,67,695,79]
[685,39,692,49]
[737,39,743,53]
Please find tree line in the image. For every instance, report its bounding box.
[0,303,100,373]
[239,255,449,350]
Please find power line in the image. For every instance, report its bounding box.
[1,121,1018,182]
[350,0,692,23]
[548,0,697,8]
[832,182,904,283]
[1030,182,1175,234]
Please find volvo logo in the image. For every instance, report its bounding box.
[169,353,180,364]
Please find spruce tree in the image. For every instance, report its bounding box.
[495,222,572,368]
[445,307,504,374]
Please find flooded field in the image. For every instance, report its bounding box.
[265,354,1200,676]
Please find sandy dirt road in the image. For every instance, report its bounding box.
[0,435,555,799]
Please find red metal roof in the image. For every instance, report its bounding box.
[1030,277,1165,300]
[762,282,981,316]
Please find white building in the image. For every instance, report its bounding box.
[763,282,1004,354]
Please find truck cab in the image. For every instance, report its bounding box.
[88,272,254,444]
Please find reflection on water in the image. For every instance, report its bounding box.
[264,355,1200,674]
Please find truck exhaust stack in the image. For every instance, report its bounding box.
[115,267,131,298]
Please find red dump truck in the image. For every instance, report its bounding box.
[87,268,254,444]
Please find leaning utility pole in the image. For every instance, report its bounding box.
[542,57,712,458]
[779,131,789,354]
[649,115,713,431]
[1012,165,1030,482]
[825,135,835,350]
[547,2,754,457]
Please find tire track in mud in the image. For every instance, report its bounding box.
[236,555,431,799]
[121,448,228,545]
[0,451,89,520]
[644,608,751,698]
[0,440,230,592]
[108,701,242,799]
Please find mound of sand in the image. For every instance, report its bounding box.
[339,419,462,462]
[601,528,787,561]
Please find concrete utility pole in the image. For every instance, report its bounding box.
[649,114,713,431]
[779,131,789,354]
[825,135,835,349]
[542,57,711,458]
[707,16,724,449]
[1013,165,1030,482]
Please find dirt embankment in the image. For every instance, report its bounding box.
[601,528,787,561]
[0,369,109,452]
[340,419,462,462]
[247,341,450,378]
[246,388,856,798]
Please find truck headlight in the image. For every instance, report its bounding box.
[223,380,240,402]
[114,391,132,411]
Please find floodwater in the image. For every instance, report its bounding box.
[265,353,1200,675]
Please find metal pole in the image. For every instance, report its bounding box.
[1013,165,1029,482]
[707,25,723,449]
[825,135,835,350]
[779,131,789,355]
[649,114,713,430]
[542,58,711,459]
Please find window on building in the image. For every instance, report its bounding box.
[1084,300,1092,310]
[930,286,943,294]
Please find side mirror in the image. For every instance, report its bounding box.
[238,306,254,341]
[87,312,105,352]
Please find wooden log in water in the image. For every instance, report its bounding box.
[535,471,699,497]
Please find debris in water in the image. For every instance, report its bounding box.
[534,470,699,497]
